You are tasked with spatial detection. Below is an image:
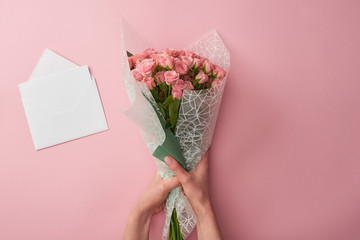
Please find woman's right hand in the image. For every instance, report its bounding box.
[164,150,223,240]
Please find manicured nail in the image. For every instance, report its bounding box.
[164,156,172,165]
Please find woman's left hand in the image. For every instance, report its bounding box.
[136,173,181,216]
[123,173,180,240]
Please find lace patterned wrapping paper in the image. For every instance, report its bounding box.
[121,20,230,239]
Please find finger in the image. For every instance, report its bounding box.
[153,173,164,184]
[162,176,181,192]
[154,173,162,180]
[164,156,191,185]
[154,202,166,214]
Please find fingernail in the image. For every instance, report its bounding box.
[164,156,172,165]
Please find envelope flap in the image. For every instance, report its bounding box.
[19,66,92,114]
[29,49,79,81]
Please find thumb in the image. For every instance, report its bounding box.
[164,156,191,185]
[162,177,181,192]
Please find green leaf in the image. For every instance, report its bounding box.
[169,98,180,130]
[156,65,162,72]
[126,51,133,57]
[165,121,172,129]
[193,77,201,86]
[158,83,167,97]
[168,84,172,97]
[143,94,187,171]
[163,95,174,107]
[151,89,160,102]
[156,103,166,119]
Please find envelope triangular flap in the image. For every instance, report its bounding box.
[19,66,93,114]
[29,49,79,81]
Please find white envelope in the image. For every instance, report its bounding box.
[19,49,108,150]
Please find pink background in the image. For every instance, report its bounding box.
[1,0,360,239]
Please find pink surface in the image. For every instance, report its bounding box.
[1,0,360,239]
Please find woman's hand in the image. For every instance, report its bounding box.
[164,151,211,220]
[136,174,181,216]
[123,174,180,240]
[124,150,223,240]
[164,150,223,240]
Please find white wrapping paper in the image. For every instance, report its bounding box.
[120,19,230,239]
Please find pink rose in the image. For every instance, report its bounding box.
[193,58,203,68]
[191,53,200,59]
[205,79,212,88]
[172,88,182,99]
[213,66,226,79]
[154,70,165,83]
[132,69,144,82]
[151,54,161,64]
[179,50,194,57]
[144,76,156,90]
[211,78,222,87]
[137,58,155,76]
[195,70,209,84]
[203,60,213,74]
[132,53,147,64]
[184,81,194,90]
[174,58,189,75]
[164,49,180,57]
[158,54,174,69]
[173,79,187,91]
[143,48,157,56]
[164,71,179,85]
[180,56,193,67]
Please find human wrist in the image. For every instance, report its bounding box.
[124,203,153,240]
[194,200,223,239]
[193,198,213,223]
[130,202,153,225]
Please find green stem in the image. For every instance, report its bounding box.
[169,208,183,240]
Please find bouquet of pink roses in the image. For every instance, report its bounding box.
[121,20,230,240]
[129,48,226,134]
